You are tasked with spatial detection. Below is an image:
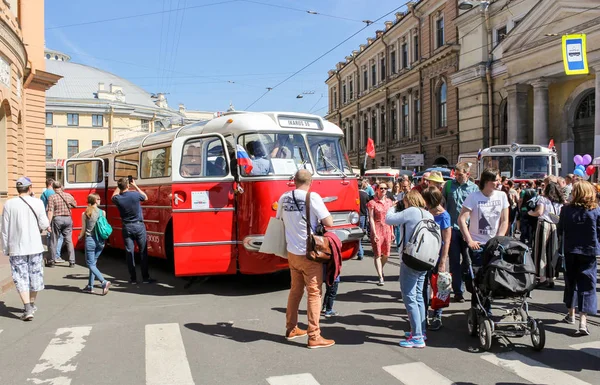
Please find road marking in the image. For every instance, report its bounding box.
[145,323,195,385]
[383,362,453,385]
[267,373,321,385]
[570,341,600,359]
[481,352,591,385]
[27,326,92,385]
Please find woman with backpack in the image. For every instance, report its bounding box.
[78,193,111,295]
[558,181,599,335]
[528,182,563,289]
[386,190,439,348]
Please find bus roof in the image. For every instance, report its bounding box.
[480,144,556,156]
[73,111,342,158]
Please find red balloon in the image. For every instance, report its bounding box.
[586,165,595,176]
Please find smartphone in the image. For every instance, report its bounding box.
[128,175,133,183]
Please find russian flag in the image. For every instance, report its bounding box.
[412,168,416,176]
[477,148,482,161]
[236,144,253,173]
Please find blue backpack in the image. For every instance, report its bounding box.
[94,209,113,240]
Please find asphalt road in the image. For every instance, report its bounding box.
[0,243,598,385]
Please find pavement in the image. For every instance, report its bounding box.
[0,242,598,385]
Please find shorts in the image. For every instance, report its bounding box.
[10,253,44,293]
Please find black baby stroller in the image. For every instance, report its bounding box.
[464,236,545,351]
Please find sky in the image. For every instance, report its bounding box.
[44,0,408,116]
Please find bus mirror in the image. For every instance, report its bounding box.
[557,162,562,170]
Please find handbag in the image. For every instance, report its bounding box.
[553,230,565,273]
[305,191,332,263]
[260,217,288,258]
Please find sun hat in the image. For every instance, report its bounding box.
[425,172,445,184]
[16,176,32,187]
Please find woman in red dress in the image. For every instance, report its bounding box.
[368,182,395,285]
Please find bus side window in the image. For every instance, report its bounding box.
[205,139,227,177]
[181,138,228,178]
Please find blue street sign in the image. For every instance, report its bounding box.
[562,34,589,75]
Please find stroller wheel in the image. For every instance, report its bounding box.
[467,307,478,337]
[479,319,493,351]
[531,319,546,351]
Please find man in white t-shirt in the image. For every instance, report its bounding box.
[276,169,334,349]
[458,168,510,249]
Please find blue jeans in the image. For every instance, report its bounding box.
[47,233,63,260]
[449,228,466,296]
[85,235,105,287]
[400,261,427,337]
[358,215,367,258]
[122,222,149,281]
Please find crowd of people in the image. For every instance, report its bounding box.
[0,175,156,321]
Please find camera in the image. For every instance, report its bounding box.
[128,175,133,183]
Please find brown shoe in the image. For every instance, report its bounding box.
[285,326,307,341]
[307,335,335,349]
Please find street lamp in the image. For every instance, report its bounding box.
[458,0,490,11]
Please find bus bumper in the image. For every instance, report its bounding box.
[243,226,364,252]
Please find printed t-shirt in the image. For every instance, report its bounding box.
[276,190,330,256]
[462,190,509,244]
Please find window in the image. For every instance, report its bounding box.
[141,119,150,130]
[92,114,103,127]
[414,35,419,62]
[307,135,352,176]
[349,121,354,150]
[363,117,368,147]
[114,152,139,180]
[67,139,79,157]
[45,139,53,160]
[371,63,376,86]
[45,112,53,126]
[342,83,347,104]
[371,113,377,143]
[513,18,522,28]
[436,17,445,48]
[380,57,386,81]
[496,25,507,44]
[414,98,420,135]
[391,107,397,140]
[402,97,409,137]
[390,51,396,74]
[66,160,103,183]
[67,113,79,126]
[363,69,368,91]
[402,43,408,69]
[238,133,310,177]
[380,111,386,142]
[141,147,172,178]
[92,140,103,149]
[438,81,447,128]
[349,80,354,100]
[333,90,338,109]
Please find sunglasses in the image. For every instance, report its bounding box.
[379,187,388,190]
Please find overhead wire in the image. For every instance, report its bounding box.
[244,1,414,110]
[239,0,368,24]
[167,0,188,93]
[156,0,167,91]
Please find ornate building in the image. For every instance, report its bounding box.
[0,0,60,206]
[325,0,459,171]
[452,0,600,173]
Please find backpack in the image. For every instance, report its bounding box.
[522,188,538,211]
[401,208,442,270]
[94,209,113,240]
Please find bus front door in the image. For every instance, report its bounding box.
[63,158,106,249]
[171,133,236,276]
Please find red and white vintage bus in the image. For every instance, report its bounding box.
[63,111,363,277]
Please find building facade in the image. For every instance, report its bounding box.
[0,0,60,205]
[452,0,600,174]
[325,0,459,171]
[44,51,215,179]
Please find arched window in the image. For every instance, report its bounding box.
[576,93,595,119]
[437,80,447,128]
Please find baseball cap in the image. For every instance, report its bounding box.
[16,176,32,187]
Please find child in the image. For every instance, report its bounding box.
[322,266,340,317]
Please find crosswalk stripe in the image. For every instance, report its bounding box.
[145,323,195,385]
[481,352,591,385]
[266,373,321,385]
[570,341,600,359]
[383,362,453,385]
[27,326,92,385]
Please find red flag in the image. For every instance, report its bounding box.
[450,169,455,178]
[366,138,375,159]
[548,139,555,149]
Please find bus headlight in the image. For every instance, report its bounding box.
[348,212,359,225]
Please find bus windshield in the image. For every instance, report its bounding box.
[482,156,513,178]
[307,135,352,176]
[515,156,549,179]
[237,133,311,176]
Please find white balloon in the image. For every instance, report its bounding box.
[583,174,590,180]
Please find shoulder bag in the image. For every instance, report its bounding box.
[57,192,73,214]
[305,191,332,263]
[260,216,287,258]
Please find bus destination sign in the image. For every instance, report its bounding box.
[278,117,321,130]
[519,147,541,153]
